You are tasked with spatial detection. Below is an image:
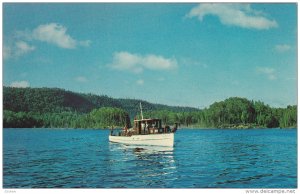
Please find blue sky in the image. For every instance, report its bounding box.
[3,3,297,108]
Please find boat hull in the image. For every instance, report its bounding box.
[109,133,174,147]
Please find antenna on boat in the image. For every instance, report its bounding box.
[140,102,144,120]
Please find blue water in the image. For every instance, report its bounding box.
[3,128,297,188]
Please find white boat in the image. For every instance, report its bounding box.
[109,132,175,147]
[109,103,178,147]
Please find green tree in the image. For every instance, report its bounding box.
[89,107,130,128]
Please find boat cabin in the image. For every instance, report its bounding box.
[110,118,177,137]
[133,118,171,135]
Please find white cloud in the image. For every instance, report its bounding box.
[4,23,90,60]
[142,54,177,70]
[3,41,35,59]
[187,4,278,30]
[32,23,78,49]
[15,41,35,56]
[110,51,142,73]
[109,51,178,73]
[15,23,90,49]
[256,67,277,80]
[75,76,88,82]
[275,44,291,53]
[79,40,91,47]
[136,79,144,85]
[10,80,30,88]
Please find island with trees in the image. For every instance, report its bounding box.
[3,87,297,129]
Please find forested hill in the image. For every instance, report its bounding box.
[3,87,297,129]
[3,86,198,117]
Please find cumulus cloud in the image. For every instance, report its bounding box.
[10,80,30,88]
[256,67,276,80]
[15,41,35,56]
[5,23,90,60]
[109,51,178,74]
[75,76,88,82]
[13,23,90,50]
[32,23,89,49]
[3,41,35,59]
[187,4,278,30]
[275,44,291,53]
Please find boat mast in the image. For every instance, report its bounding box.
[140,102,144,120]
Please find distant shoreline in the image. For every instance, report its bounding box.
[180,127,297,130]
[180,125,297,130]
[4,127,297,130]
[4,87,297,129]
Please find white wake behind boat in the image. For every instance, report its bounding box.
[109,103,178,147]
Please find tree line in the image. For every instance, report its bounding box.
[3,96,297,129]
[4,107,130,128]
[138,97,296,129]
[3,87,197,118]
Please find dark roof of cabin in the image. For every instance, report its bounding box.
[133,118,161,122]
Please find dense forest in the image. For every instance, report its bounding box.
[3,87,197,117]
[3,87,297,129]
[3,87,197,128]
[140,98,297,129]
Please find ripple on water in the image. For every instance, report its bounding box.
[3,128,297,188]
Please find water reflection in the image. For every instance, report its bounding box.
[109,142,174,151]
[108,143,178,188]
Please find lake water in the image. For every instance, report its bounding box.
[3,128,297,188]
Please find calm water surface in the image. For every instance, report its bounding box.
[3,128,297,188]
